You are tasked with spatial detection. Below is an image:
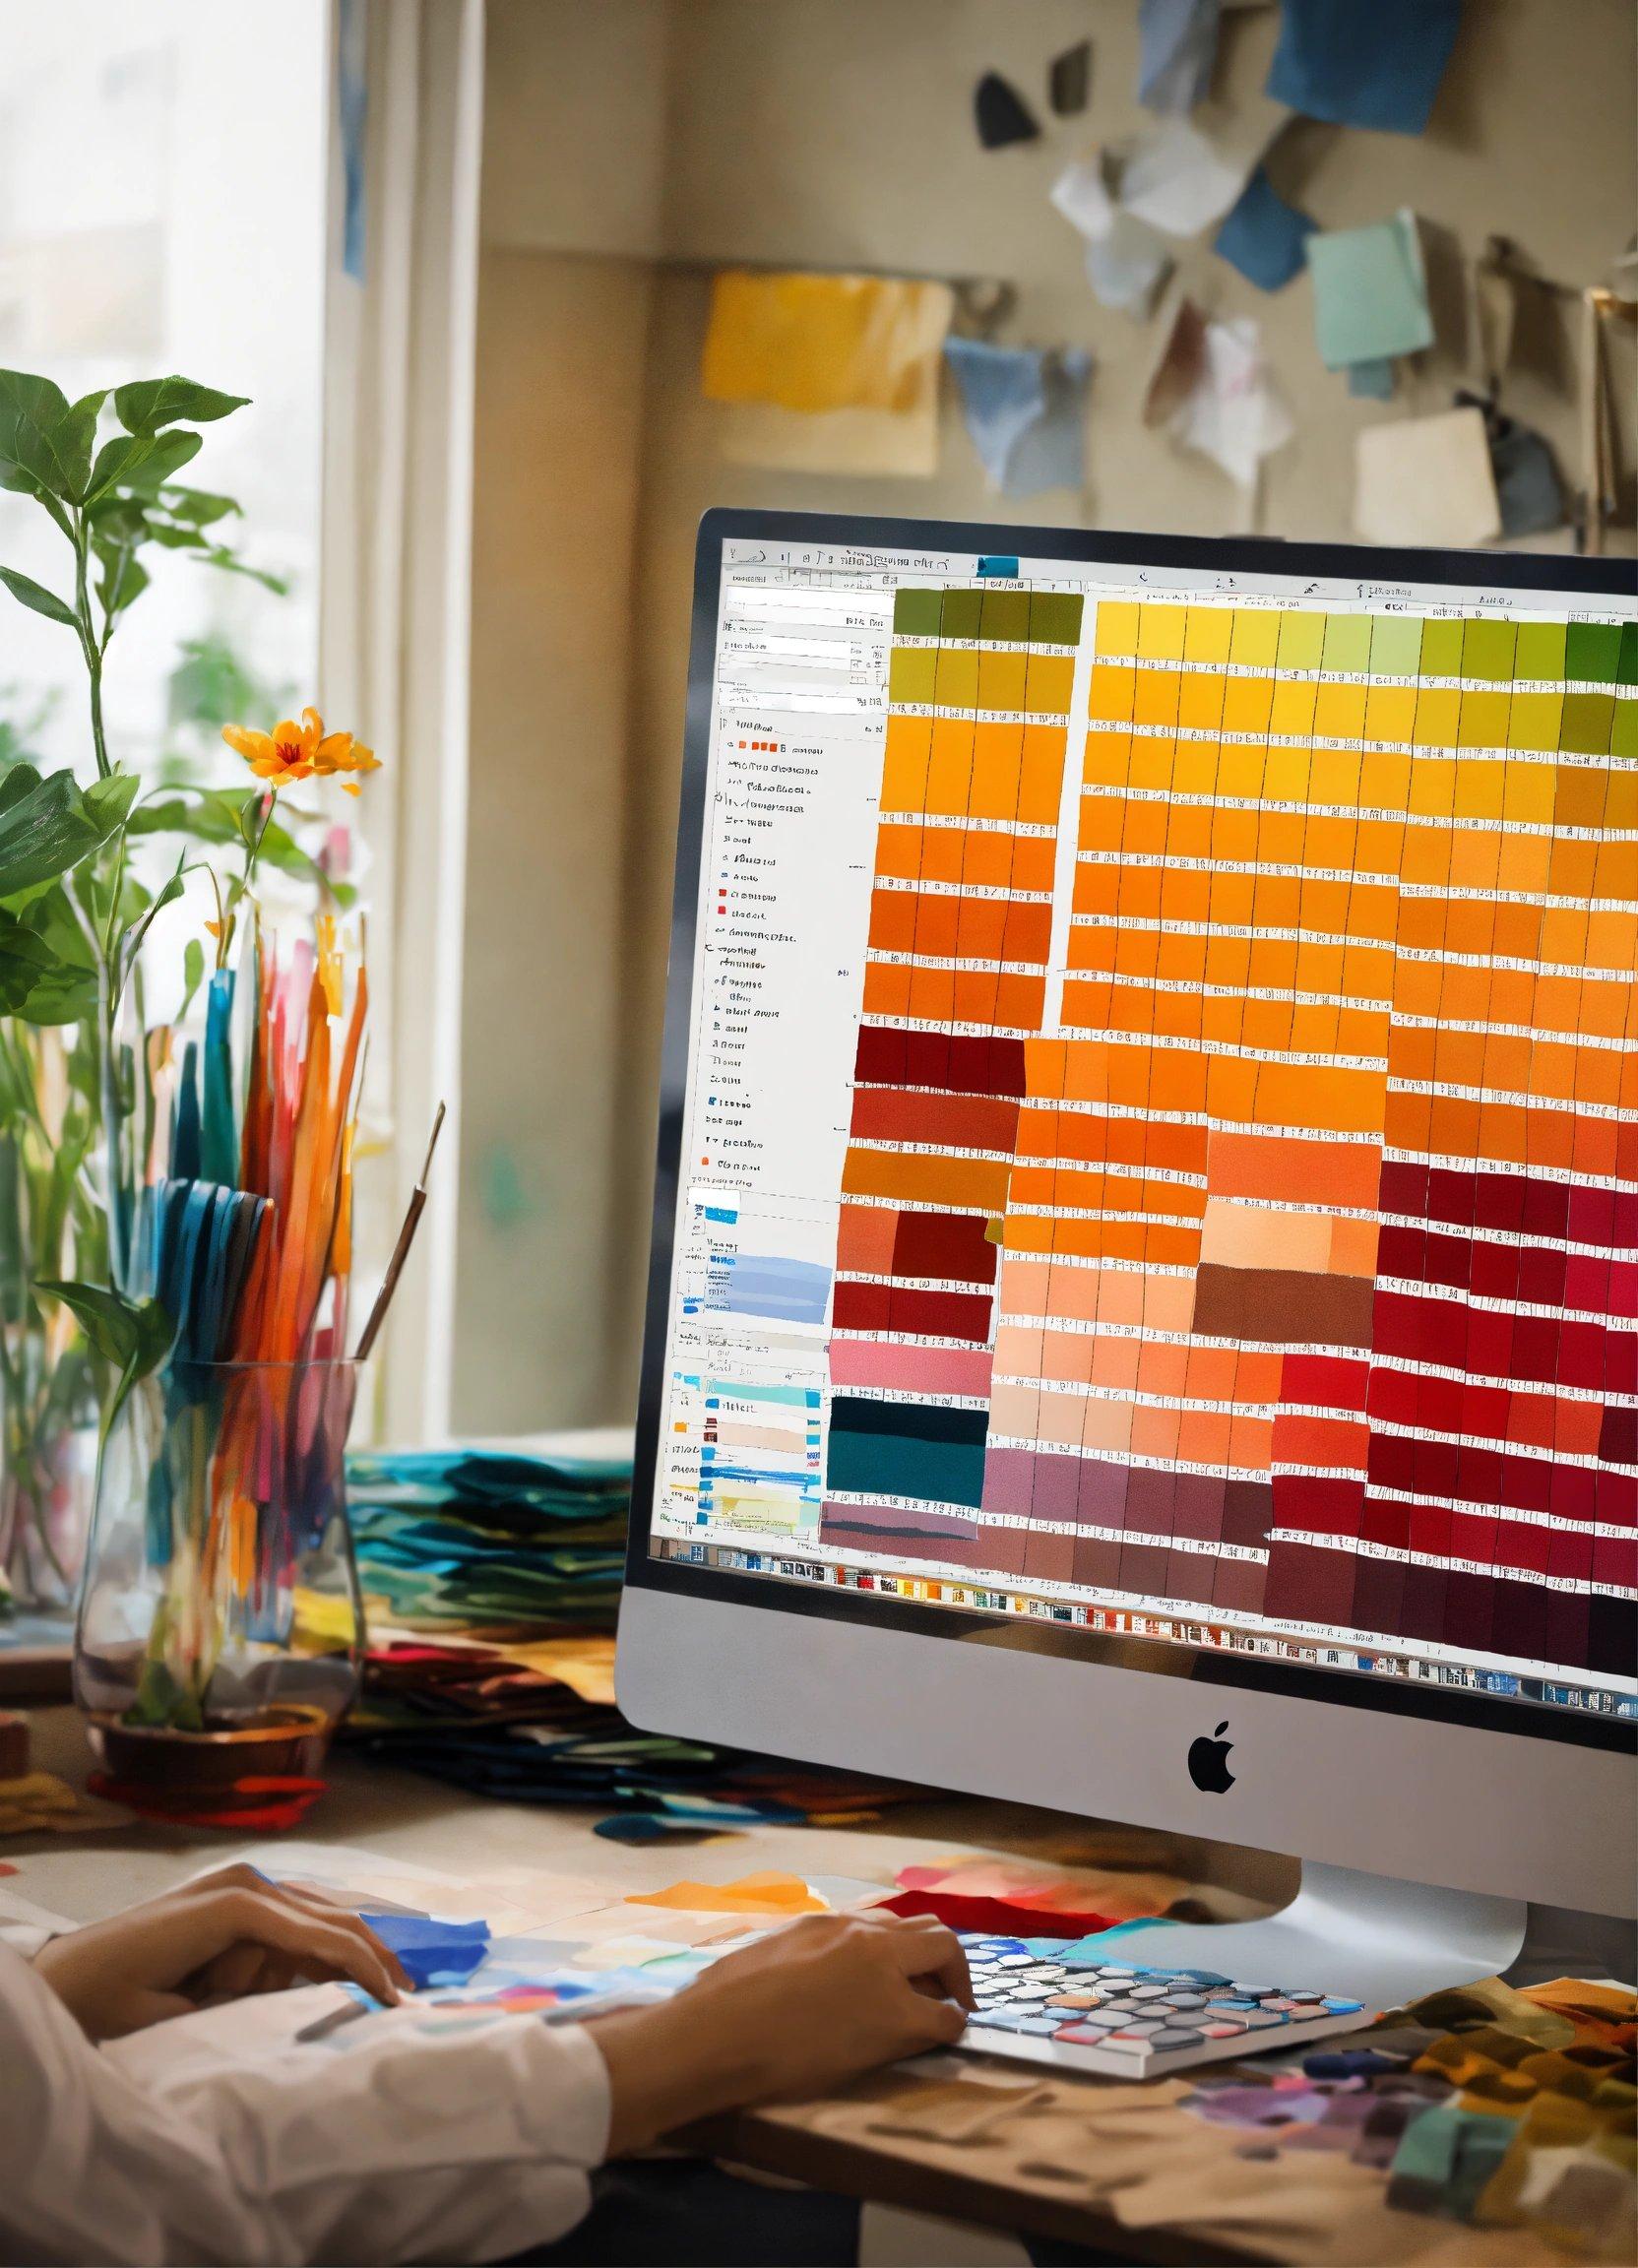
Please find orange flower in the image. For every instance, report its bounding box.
[221,707,378,789]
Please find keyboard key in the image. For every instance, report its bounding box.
[1148,2028,1205,2050]
[1230,1983,1274,1997]
[996,1954,1037,1968]
[970,2009,1032,2031]
[1046,1990,1104,2009]
[1165,1993,1208,2010]
[1201,2021,1246,2038]
[1324,1997,1365,2013]
[1288,1989,1325,2003]
[1015,2015,1066,2036]
[1236,2009,1287,2029]
[1129,1984,1169,2000]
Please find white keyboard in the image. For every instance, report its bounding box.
[955,1935,1374,2079]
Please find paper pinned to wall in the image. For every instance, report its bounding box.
[716,390,942,478]
[1347,358,1396,400]
[1138,0,1224,115]
[1143,296,1208,426]
[974,70,1040,150]
[1306,211,1433,369]
[1120,114,1270,236]
[1049,39,1093,115]
[1213,165,1314,290]
[1050,157,1172,318]
[1354,407,1502,547]
[945,338,1092,497]
[1175,316,1293,490]
[1267,0,1462,136]
[701,270,955,414]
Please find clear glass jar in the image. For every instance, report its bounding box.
[74,1357,363,1792]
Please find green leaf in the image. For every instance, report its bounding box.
[0,766,129,898]
[0,906,94,1023]
[36,1280,172,1382]
[145,520,208,551]
[94,542,150,622]
[158,485,241,527]
[0,762,42,816]
[113,377,249,434]
[85,426,203,504]
[0,369,76,506]
[83,771,141,833]
[0,913,64,1014]
[194,544,288,596]
[179,935,207,1021]
[0,565,79,629]
[128,787,348,899]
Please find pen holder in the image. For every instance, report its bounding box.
[73,1356,364,1823]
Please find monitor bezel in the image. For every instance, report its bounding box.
[624,507,1638,1762]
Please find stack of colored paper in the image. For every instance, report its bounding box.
[345,1450,630,1632]
[343,1632,921,1840]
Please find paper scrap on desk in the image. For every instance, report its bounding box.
[701,271,954,415]
[1213,164,1314,290]
[1051,156,1172,317]
[973,69,1040,150]
[361,1911,490,1988]
[0,1771,129,1835]
[1139,0,1223,114]
[1354,407,1501,547]
[1307,211,1433,369]
[1347,357,1396,400]
[944,338,1092,498]
[1120,114,1268,236]
[628,1869,827,1917]
[1267,0,1461,136]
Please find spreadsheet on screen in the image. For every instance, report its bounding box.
[648,537,1638,1721]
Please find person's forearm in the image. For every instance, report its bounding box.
[585,1994,773,2155]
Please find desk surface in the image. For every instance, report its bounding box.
[4,1707,1588,2268]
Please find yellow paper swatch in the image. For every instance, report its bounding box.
[702,271,954,415]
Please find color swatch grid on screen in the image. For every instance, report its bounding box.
[823,593,1637,1680]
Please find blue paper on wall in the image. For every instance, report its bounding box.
[1307,212,1433,369]
[945,341,1092,497]
[1213,167,1315,290]
[1347,357,1396,400]
[1138,0,1223,115]
[1267,0,1462,137]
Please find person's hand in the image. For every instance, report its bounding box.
[32,1864,411,2042]
[587,1909,974,2154]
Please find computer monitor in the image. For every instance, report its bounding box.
[617,511,1636,2001]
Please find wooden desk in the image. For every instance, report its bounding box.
[2,1707,1584,2267]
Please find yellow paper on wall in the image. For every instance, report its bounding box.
[702,270,954,415]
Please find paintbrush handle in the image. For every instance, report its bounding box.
[351,1188,427,1362]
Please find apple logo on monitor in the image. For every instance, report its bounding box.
[1188,1721,1235,1793]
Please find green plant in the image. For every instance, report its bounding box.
[0,368,325,1603]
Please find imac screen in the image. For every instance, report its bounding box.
[643,528,1637,1725]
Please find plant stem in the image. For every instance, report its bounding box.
[71,513,111,783]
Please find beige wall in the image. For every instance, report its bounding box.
[457,0,1638,1434]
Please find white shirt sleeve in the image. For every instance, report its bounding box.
[0,1945,611,2267]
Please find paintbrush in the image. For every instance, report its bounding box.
[351,1103,446,1362]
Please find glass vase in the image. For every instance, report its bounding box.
[0,1323,101,1616]
[74,1357,364,1808]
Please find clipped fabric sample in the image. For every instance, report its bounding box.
[1306,211,1434,368]
[1267,0,1462,136]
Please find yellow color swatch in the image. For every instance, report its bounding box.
[629,1871,828,1916]
[702,271,954,413]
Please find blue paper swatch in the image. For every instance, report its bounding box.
[361,1911,491,1988]
[1213,167,1315,291]
[1267,0,1462,137]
